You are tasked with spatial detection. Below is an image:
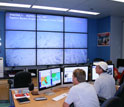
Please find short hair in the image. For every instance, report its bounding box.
[73,69,86,83]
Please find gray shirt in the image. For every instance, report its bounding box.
[94,73,116,99]
[65,82,100,107]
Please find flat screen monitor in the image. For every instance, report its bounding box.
[63,66,88,84]
[38,68,61,92]
[92,64,114,80]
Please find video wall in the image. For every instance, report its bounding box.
[5,12,88,66]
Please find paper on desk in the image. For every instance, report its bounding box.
[14,93,30,99]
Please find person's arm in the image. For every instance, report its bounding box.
[94,79,100,95]
[63,87,75,107]
[63,102,70,107]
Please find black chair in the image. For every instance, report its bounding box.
[93,58,104,62]
[69,103,74,107]
[115,82,124,106]
[98,96,107,106]
[8,71,34,89]
[101,96,122,107]
[119,73,124,85]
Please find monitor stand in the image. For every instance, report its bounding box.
[45,91,55,96]
[31,90,39,95]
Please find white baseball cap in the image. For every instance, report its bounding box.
[93,61,108,71]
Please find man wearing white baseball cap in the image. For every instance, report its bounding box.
[94,61,116,99]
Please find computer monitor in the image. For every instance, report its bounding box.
[63,66,88,84]
[38,67,61,93]
[92,64,114,81]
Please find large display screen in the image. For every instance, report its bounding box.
[37,14,63,31]
[63,66,88,84]
[65,17,87,32]
[5,12,88,67]
[38,68,61,91]
[64,49,87,64]
[6,12,36,30]
[37,32,63,48]
[6,31,36,48]
[6,49,36,66]
[37,49,63,65]
[65,33,87,48]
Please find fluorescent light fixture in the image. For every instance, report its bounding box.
[32,5,68,11]
[68,9,100,15]
[111,0,124,3]
[0,2,31,8]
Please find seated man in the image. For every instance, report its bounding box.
[94,61,116,99]
[63,69,100,107]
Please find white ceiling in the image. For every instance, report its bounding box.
[0,0,124,18]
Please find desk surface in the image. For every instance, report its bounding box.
[11,87,69,107]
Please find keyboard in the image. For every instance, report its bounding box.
[52,93,68,101]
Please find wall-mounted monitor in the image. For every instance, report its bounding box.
[6,31,36,48]
[64,49,87,64]
[91,64,114,81]
[38,68,61,92]
[37,32,63,48]
[37,49,63,65]
[63,66,88,84]
[6,12,36,30]
[65,17,87,33]
[5,49,36,66]
[65,33,87,48]
[5,12,88,67]
[37,14,63,31]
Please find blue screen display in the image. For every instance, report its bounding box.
[37,14,63,31]
[65,33,87,48]
[37,49,63,65]
[37,32,63,48]
[6,49,36,66]
[64,49,87,64]
[65,17,87,33]
[5,12,88,67]
[6,31,36,48]
[6,12,36,30]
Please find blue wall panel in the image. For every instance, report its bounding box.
[0,12,5,59]
[97,16,110,61]
[88,19,98,63]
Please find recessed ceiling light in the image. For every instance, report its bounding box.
[111,0,124,3]
[0,2,31,8]
[32,5,68,11]
[68,9,100,15]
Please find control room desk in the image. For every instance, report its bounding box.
[11,87,69,107]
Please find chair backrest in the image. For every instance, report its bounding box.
[101,96,122,107]
[119,72,124,85]
[93,58,104,62]
[115,82,124,106]
[14,71,32,88]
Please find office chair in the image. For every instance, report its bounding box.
[69,103,74,107]
[8,71,34,89]
[119,72,124,85]
[93,58,104,62]
[101,96,122,107]
[115,82,124,106]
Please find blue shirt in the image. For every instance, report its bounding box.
[94,73,116,99]
[65,82,100,107]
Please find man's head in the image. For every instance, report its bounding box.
[73,69,86,85]
[94,61,108,75]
